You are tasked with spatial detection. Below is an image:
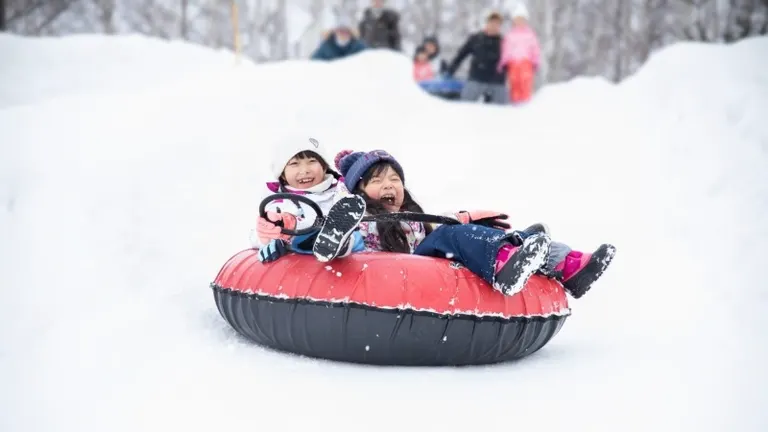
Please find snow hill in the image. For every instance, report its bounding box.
[1,32,767,432]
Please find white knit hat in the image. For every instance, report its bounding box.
[335,15,353,30]
[512,2,529,19]
[269,133,333,179]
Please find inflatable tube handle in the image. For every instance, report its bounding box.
[362,212,460,226]
[259,193,461,237]
[259,193,325,236]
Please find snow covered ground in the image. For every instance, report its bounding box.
[1,33,767,432]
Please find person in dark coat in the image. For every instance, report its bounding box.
[445,12,508,104]
[311,16,367,61]
[358,0,402,51]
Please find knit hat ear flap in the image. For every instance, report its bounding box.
[335,150,365,177]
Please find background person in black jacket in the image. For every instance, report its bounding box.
[358,0,402,51]
[445,12,508,104]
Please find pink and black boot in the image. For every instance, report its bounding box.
[549,244,616,298]
[492,233,551,296]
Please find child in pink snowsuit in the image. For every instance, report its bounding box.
[498,3,541,103]
[413,47,436,82]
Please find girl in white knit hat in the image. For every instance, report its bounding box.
[249,133,364,262]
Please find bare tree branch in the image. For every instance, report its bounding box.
[34,0,78,33]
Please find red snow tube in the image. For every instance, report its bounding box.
[210,249,570,366]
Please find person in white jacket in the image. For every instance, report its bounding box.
[250,133,365,262]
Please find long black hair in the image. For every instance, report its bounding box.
[356,161,433,253]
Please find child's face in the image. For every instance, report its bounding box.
[335,28,351,45]
[282,154,325,189]
[416,52,427,62]
[362,165,404,212]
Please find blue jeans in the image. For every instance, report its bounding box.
[414,224,510,284]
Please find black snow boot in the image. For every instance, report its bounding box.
[522,223,550,236]
[505,223,550,246]
[493,233,552,296]
[559,244,617,299]
[313,195,366,263]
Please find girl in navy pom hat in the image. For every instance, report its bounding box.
[311,149,617,299]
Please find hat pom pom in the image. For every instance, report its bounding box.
[335,150,364,176]
[334,150,354,170]
[333,150,354,169]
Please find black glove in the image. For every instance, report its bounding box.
[258,239,290,263]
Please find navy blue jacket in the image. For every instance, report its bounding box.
[311,34,367,61]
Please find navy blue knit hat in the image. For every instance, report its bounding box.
[334,149,405,192]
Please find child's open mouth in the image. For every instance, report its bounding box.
[297,178,315,185]
[380,193,396,206]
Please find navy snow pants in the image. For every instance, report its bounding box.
[413,224,509,284]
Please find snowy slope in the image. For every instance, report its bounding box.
[1,33,767,432]
[0,34,239,109]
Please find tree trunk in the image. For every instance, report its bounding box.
[613,0,624,81]
[0,0,6,31]
[97,0,116,34]
[180,0,188,39]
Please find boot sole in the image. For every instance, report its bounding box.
[493,234,551,296]
[564,244,616,299]
[312,195,366,263]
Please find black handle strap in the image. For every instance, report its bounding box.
[259,193,461,236]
